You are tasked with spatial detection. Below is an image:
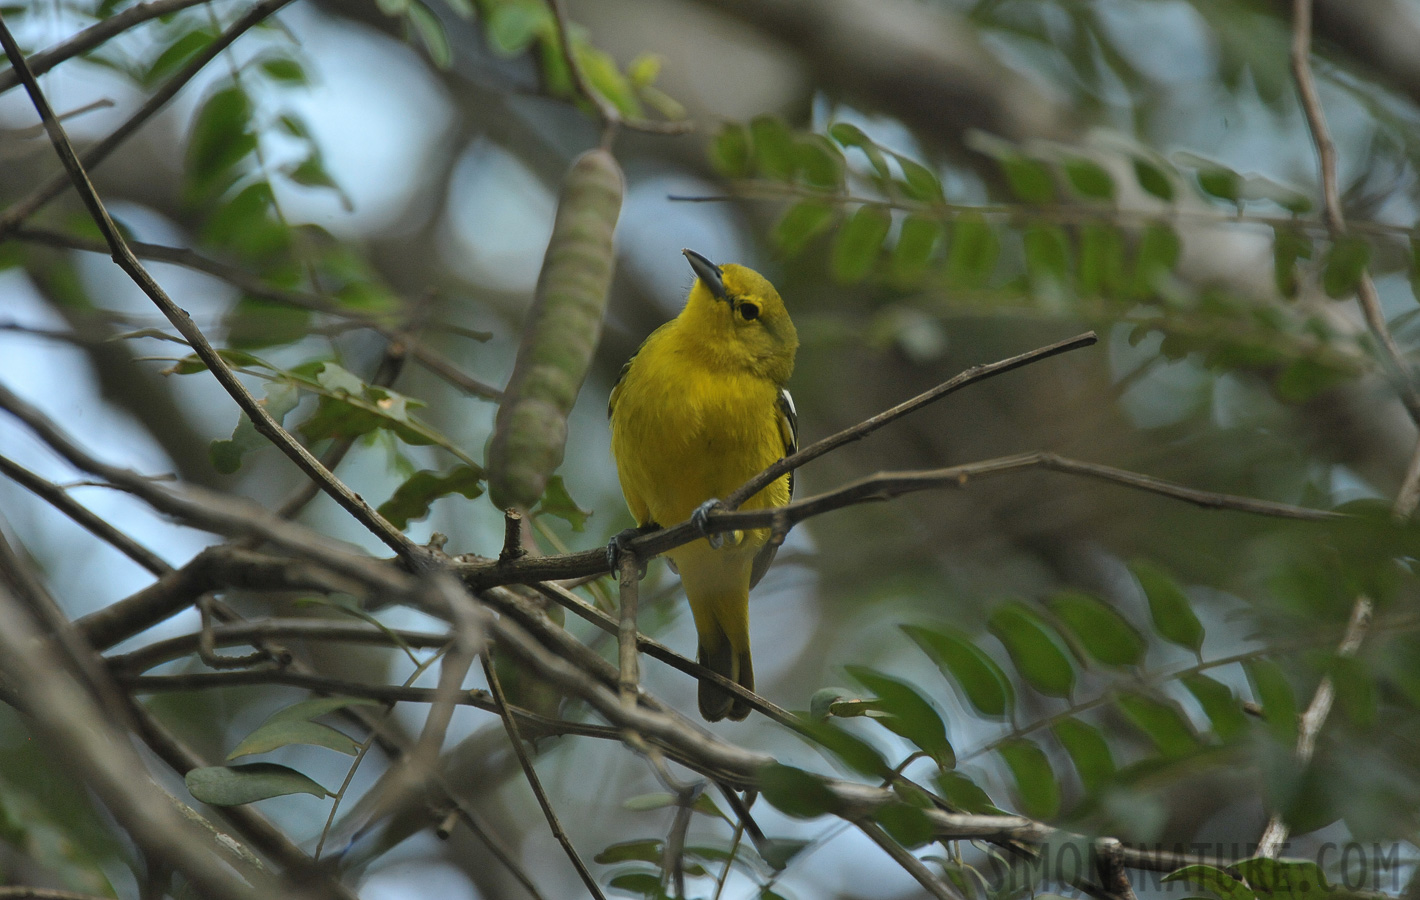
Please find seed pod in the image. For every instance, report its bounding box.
[487,148,624,511]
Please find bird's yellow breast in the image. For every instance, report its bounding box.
[610,329,791,531]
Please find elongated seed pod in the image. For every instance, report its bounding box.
[487,148,624,511]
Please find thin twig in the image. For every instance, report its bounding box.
[545,0,692,141]
[9,227,500,398]
[1256,595,1373,858]
[459,445,1338,590]
[618,553,641,709]
[856,819,965,900]
[481,654,609,900]
[0,16,417,560]
[0,0,299,239]
[0,454,170,575]
[1288,0,1420,426]
[1094,838,1140,900]
[724,331,1097,510]
[0,0,213,95]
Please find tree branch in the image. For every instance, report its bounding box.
[0,24,419,559]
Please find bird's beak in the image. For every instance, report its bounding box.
[682,248,727,300]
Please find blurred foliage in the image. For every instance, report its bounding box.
[4,0,1420,898]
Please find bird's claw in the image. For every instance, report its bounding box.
[606,526,649,579]
[692,499,726,549]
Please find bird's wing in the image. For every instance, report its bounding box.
[607,356,635,419]
[749,387,798,589]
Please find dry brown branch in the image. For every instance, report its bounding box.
[0,580,316,900]
[482,653,609,900]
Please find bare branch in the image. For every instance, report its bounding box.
[0,580,315,900]
[1257,595,1373,857]
[481,653,609,900]
[0,30,420,560]
[856,819,965,900]
[0,453,170,575]
[10,227,501,400]
[0,0,213,95]
[1288,0,1420,427]
[723,331,1097,510]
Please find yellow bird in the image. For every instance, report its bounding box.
[608,249,798,721]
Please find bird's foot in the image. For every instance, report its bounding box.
[692,499,726,549]
[606,524,654,578]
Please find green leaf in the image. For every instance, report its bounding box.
[533,475,590,531]
[793,717,890,778]
[1163,865,1258,900]
[228,719,359,759]
[607,870,664,898]
[758,764,838,818]
[1241,175,1312,213]
[876,803,934,848]
[902,623,1014,718]
[485,2,545,54]
[997,739,1061,820]
[894,154,944,203]
[749,115,797,181]
[1078,224,1127,299]
[1195,166,1243,203]
[1132,222,1181,297]
[759,839,810,871]
[891,214,944,284]
[258,55,306,84]
[379,465,485,530]
[595,839,663,865]
[708,122,752,178]
[1046,590,1144,667]
[987,603,1075,698]
[209,382,299,474]
[935,769,996,813]
[143,26,216,88]
[1001,154,1054,204]
[1063,157,1114,200]
[830,204,891,283]
[945,213,998,289]
[794,134,844,190]
[185,764,330,806]
[1234,857,1331,900]
[772,200,836,256]
[1244,659,1298,744]
[1328,655,1376,727]
[1130,560,1204,653]
[845,666,955,768]
[186,85,255,196]
[1321,234,1371,299]
[1273,226,1312,299]
[1133,157,1175,201]
[1052,717,1114,794]
[224,295,311,350]
[203,180,289,261]
[829,121,891,180]
[1022,224,1071,294]
[1116,692,1198,757]
[1182,673,1248,741]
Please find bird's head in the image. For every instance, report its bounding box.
[681,249,798,381]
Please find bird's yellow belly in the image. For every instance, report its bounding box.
[611,367,789,530]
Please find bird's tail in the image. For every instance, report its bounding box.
[697,633,753,722]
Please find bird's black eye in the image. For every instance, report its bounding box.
[739,302,760,321]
